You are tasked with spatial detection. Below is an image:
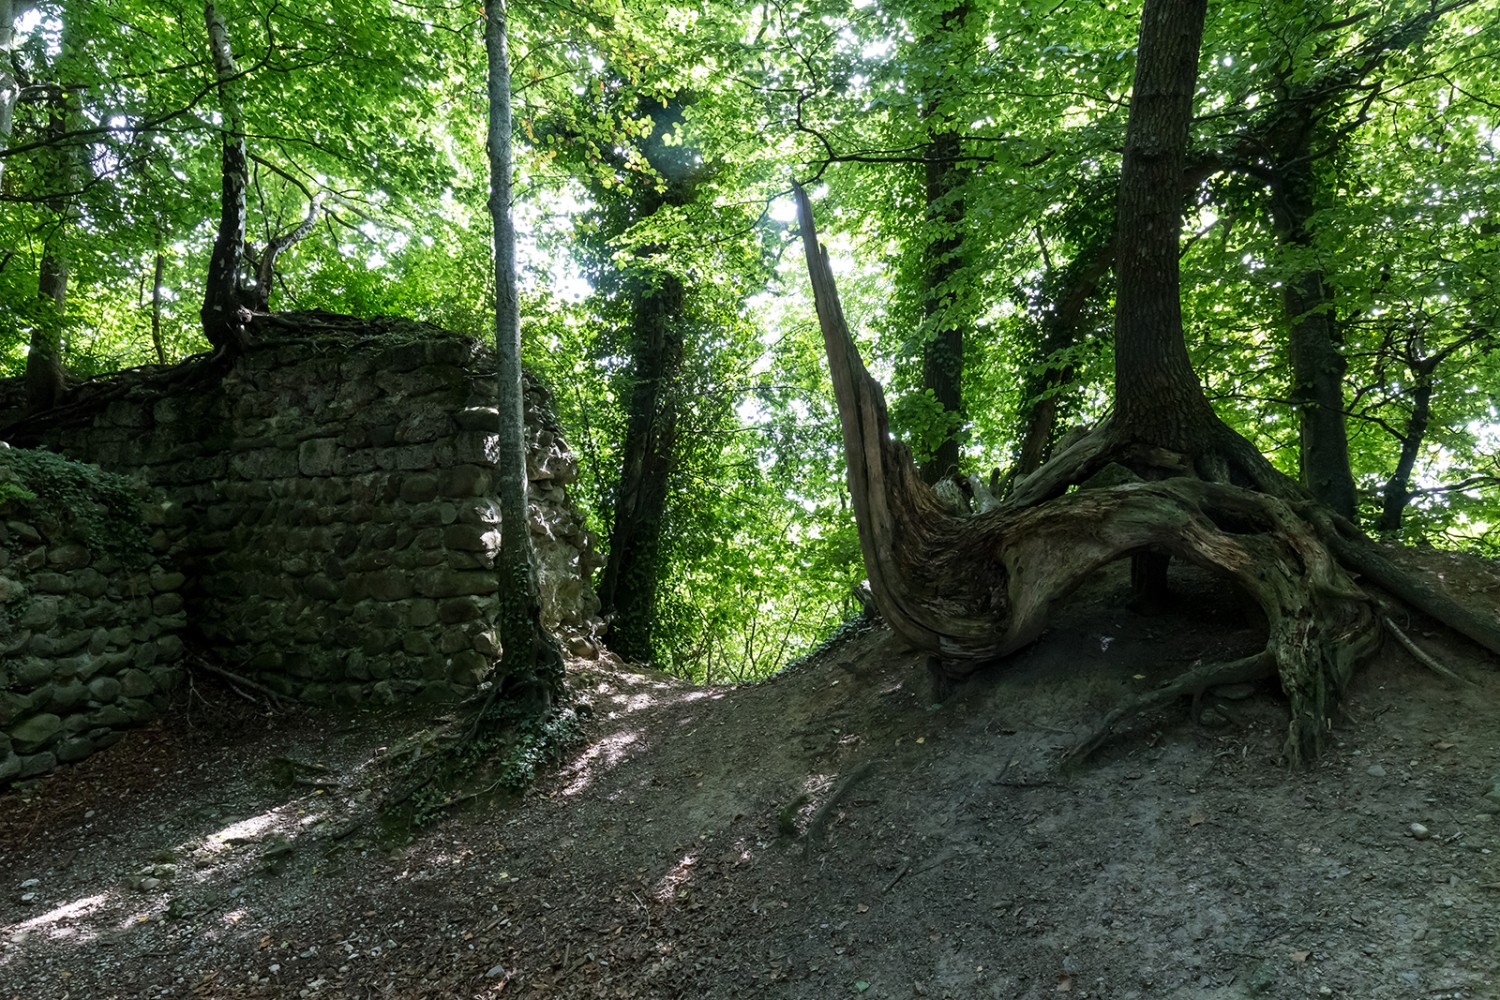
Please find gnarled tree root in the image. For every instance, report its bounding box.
[793,183,1497,766]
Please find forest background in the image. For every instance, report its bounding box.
[1,0,1496,683]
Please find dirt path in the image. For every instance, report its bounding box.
[2,561,1497,999]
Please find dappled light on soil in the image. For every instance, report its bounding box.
[560,730,642,797]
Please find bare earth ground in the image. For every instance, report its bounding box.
[2,556,1498,1000]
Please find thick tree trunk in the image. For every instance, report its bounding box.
[484,0,563,707]
[1110,0,1216,450]
[598,272,686,663]
[202,2,251,354]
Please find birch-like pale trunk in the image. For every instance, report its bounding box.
[483,0,561,705]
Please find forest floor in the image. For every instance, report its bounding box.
[2,552,1498,1000]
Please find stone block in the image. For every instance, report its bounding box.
[402,632,436,657]
[10,713,63,753]
[437,597,483,625]
[45,542,91,570]
[398,473,440,504]
[30,571,71,594]
[364,570,413,602]
[88,676,122,702]
[0,752,20,783]
[152,592,184,616]
[414,569,499,599]
[47,682,88,713]
[119,669,156,698]
[408,599,438,627]
[18,752,57,778]
[55,735,96,763]
[86,703,131,728]
[14,658,54,688]
[438,630,469,655]
[147,665,181,693]
[443,525,494,552]
[150,568,187,592]
[120,697,157,723]
[17,599,57,629]
[298,437,339,476]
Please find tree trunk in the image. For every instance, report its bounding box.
[1271,144,1357,521]
[483,0,563,708]
[151,244,167,364]
[597,271,686,664]
[1376,373,1431,534]
[1015,238,1114,476]
[916,1,971,484]
[0,0,16,190]
[1110,0,1217,450]
[202,2,251,354]
[919,128,965,483]
[25,79,75,414]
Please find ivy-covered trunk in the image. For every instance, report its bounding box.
[483,0,562,708]
[597,270,685,664]
[915,1,971,484]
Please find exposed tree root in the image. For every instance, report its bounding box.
[1065,652,1277,763]
[1382,616,1475,687]
[793,183,1496,766]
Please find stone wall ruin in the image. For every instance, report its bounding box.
[1,313,603,731]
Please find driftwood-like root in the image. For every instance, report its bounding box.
[1065,651,1277,762]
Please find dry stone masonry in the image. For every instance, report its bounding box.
[1,313,603,741]
[0,447,187,787]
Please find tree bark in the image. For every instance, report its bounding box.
[151,243,167,364]
[1110,0,1216,451]
[919,128,966,483]
[1015,238,1114,476]
[26,77,76,414]
[597,270,685,663]
[202,2,251,354]
[0,0,16,190]
[484,0,563,708]
[1270,141,1357,521]
[916,1,971,484]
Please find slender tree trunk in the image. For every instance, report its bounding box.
[0,0,16,191]
[483,0,562,706]
[202,2,250,353]
[1110,0,1214,448]
[920,128,966,482]
[916,1,971,483]
[151,243,167,364]
[1015,239,1114,475]
[1376,376,1431,534]
[598,271,686,663]
[1272,145,1357,521]
[26,81,74,413]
